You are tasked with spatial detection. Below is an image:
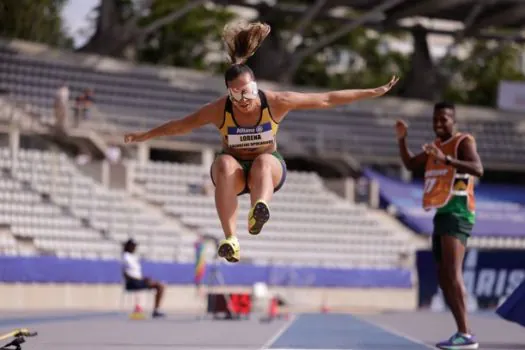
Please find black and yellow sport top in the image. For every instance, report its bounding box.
[218,90,279,153]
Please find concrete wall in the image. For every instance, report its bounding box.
[77,161,104,184]
[323,177,355,202]
[0,284,417,313]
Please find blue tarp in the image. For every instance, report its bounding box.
[497,280,525,327]
[0,256,412,288]
[364,168,525,237]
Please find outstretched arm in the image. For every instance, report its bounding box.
[269,76,398,114]
[124,100,220,143]
[423,136,483,177]
[396,120,428,172]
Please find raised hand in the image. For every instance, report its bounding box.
[395,119,408,140]
[374,75,399,96]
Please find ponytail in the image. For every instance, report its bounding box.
[222,21,270,65]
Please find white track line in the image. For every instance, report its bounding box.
[259,314,298,350]
[356,315,435,349]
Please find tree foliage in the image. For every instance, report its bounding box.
[293,30,410,91]
[3,0,525,108]
[441,41,525,107]
[78,0,230,61]
[237,5,409,90]
[0,0,73,48]
[79,0,406,88]
[137,0,234,70]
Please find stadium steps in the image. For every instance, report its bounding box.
[11,234,38,255]
[0,96,111,160]
[126,183,200,242]
[5,166,108,240]
[369,209,428,249]
[0,225,20,256]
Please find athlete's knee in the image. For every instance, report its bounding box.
[251,154,273,174]
[214,155,240,178]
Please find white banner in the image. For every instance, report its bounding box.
[497,80,525,112]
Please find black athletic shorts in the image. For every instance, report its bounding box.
[125,278,151,291]
[210,151,287,196]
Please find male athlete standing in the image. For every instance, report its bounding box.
[395,102,483,350]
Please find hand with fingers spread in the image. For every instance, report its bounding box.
[373,75,400,97]
[423,143,446,163]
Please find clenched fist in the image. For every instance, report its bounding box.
[124,132,148,143]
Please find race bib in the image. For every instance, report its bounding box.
[227,122,274,149]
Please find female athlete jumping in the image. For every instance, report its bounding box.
[125,21,399,263]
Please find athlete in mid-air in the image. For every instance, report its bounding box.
[395,102,483,350]
[125,21,399,263]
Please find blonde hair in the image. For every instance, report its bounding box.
[222,21,271,65]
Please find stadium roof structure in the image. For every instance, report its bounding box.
[215,0,525,43]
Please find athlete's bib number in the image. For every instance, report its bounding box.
[227,122,274,149]
[424,178,437,194]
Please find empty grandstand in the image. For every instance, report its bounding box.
[132,160,410,267]
[0,143,413,268]
[2,36,525,264]
[0,147,193,261]
[3,43,525,172]
[0,39,418,268]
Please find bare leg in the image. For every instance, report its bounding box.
[145,279,165,315]
[153,283,164,311]
[211,155,246,238]
[437,264,455,322]
[439,235,469,334]
[248,154,284,206]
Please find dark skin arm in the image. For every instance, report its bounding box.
[423,137,483,177]
[395,120,428,172]
[456,138,484,176]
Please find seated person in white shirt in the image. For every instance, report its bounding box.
[122,239,166,318]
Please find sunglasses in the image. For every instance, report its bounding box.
[228,81,259,102]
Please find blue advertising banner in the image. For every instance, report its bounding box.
[417,249,525,310]
[0,256,412,288]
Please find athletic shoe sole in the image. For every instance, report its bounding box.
[437,343,479,350]
[249,201,270,235]
[218,242,238,262]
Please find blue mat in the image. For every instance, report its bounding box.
[269,314,431,349]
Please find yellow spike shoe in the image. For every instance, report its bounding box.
[248,200,270,235]
[217,236,240,263]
